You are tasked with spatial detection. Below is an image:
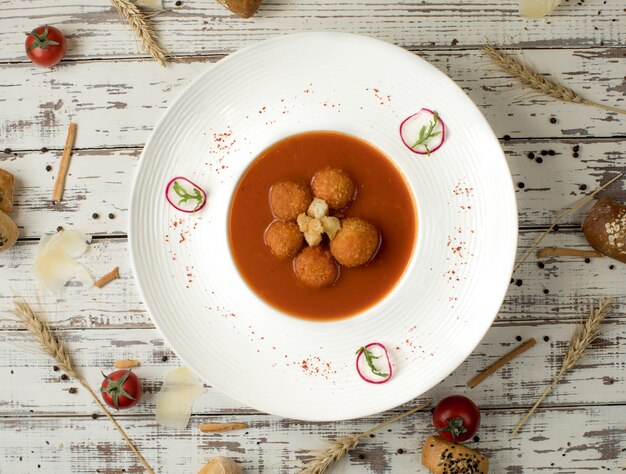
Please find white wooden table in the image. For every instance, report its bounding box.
[0,1,624,472]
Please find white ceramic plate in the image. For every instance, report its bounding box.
[130,33,517,421]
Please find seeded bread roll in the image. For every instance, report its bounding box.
[422,435,489,474]
[583,198,626,264]
[0,209,18,253]
[0,168,15,214]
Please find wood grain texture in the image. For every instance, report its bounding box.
[0,406,623,473]
[0,229,623,330]
[0,322,623,416]
[0,138,623,238]
[0,0,623,64]
[0,48,624,151]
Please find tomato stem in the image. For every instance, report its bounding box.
[437,416,469,439]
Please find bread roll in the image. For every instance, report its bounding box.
[218,0,262,18]
[0,168,15,214]
[422,435,489,473]
[0,209,18,253]
[583,198,626,263]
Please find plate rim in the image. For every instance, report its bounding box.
[129,31,518,421]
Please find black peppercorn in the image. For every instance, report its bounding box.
[549,117,557,124]
[541,150,548,156]
[543,336,550,342]
[176,0,182,4]
[61,374,69,380]
[543,288,549,294]
[3,148,11,154]
[503,134,511,141]
[161,355,169,362]
[579,184,587,191]
[538,262,545,269]
[518,182,525,189]
[609,265,615,270]
[585,258,591,263]
[515,279,522,286]
[527,152,535,159]
[536,157,543,164]
[57,226,64,232]
[108,213,115,219]
[573,145,580,152]
[41,147,48,153]
[515,335,522,341]
[69,387,77,394]
[548,150,555,156]
[45,165,52,172]
[92,213,99,219]
[573,152,579,158]
[91,413,98,419]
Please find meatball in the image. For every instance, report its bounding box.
[330,217,380,267]
[265,220,303,260]
[311,168,355,211]
[270,181,312,221]
[293,246,339,289]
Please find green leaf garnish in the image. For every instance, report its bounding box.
[172,180,204,211]
[356,346,389,378]
[412,111,440,156]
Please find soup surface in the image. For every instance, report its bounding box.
[228,131,417,321]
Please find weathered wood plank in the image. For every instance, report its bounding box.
[0,139,623,239]
[0,230,623,329]
[0,323,623,416]
[0,405,623,473]
[0,0,623,65]
[1,49,624,151]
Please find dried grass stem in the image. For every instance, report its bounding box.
[483,44,625,115]
[300,402,429,474]
[110,0,168,66]
[511,298,613,436]
[10,300,155,473]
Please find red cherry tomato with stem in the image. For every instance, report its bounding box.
[100,369,142,410]
[432,395,480,442]
[25,25,66,67]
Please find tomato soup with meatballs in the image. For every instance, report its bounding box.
[228,131,417,321]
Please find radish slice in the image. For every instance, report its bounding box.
[400,109,445,155]
[356,343,392,384]
[165,177,207,213]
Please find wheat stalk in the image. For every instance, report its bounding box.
[110,0,168,66]
[483,44,626,115]
[512,172,623,274]
[10,300,155,474]
[511,298,613,436]
[300,401,429,474]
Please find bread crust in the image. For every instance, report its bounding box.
[583,198,626,263]
[0,209,18,253]
[421,435,489,473]
[0,168,15,214]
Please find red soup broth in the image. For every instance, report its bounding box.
[228,131,417,321]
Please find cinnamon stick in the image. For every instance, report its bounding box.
[52,122,77,202]
[199,422,248,433]
[95,266,120,288]
[468,338,536,388]
[114,359,140,369]
[537,247,603,258]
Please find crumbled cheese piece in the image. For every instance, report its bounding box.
[304,218,324,246]
[156,367,204,429]
[308,198,329,219]
[32,230,93,296]
[320,216,341,240]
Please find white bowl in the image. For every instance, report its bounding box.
[130,32,517,421]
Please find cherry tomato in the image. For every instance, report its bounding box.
[432,395,480,442]
[100,369,142,410]
[25,25,66,67]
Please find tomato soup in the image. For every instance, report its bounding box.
[228,131,417,321]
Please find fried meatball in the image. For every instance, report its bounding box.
[293,246,339,289]
[270,181,312,221]
[330,217,380,267]
[265,220,303,260]
[311,168,355,211]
